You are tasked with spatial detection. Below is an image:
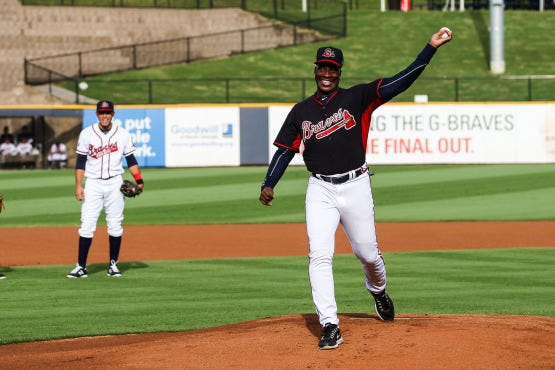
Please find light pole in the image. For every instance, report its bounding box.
[490,0,505,74]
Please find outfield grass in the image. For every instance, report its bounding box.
[0,164,554,227]
[0,164,554,344]
[1,248,553,344]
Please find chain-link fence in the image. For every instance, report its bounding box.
[53,75,555,104]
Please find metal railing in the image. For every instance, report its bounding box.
[52,75,555,104]
[24,17,339,86]
[23,0,347,87]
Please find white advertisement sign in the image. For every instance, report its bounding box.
[165,107,240,167]
[268,103,555,165]
[368,103,553,164]
[545,104,555,159]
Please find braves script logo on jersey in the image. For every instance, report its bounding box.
[302,108,356,140]
[88,143,118,159]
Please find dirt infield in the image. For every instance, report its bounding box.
[0,222,554,369]
[3,221,555,266]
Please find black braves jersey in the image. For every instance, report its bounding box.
[273,43,437,177]
[274,80,384,175]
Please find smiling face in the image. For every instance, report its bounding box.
[314,63,341,97]
[96,110,114,131]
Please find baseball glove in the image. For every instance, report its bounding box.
[120,180,143,198]
[0,194,4,214]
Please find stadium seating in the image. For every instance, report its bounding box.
[0,0,286,104]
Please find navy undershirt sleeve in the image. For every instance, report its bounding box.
[379,43,437,102]
[125,154,138,167]
[261,146,295,190]
[75,154,87,170]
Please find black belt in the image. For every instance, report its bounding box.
[313,167,367,185]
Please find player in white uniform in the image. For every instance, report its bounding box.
[67,100,144,278]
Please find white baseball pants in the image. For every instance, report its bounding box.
[305,173,387,326]
[79,175,124,238]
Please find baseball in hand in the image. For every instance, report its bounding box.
[440,27,451,39]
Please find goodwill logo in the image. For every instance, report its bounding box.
[170,123,234,139]
[82,108,165,167]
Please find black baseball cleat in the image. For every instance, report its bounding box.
[372,290,395,321]
[318,323,343,350]
[0,273,6,280]
[66,264,88,278]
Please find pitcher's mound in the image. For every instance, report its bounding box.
[2,313,553,369]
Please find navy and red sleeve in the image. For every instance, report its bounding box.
[273,105,303,152]
[378,43,437,102]
[261,105,304,190]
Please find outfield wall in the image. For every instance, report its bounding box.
[2,102,554,167]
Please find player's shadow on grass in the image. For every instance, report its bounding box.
[85,261,149,275]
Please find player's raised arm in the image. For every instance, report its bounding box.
[379,27,453,102]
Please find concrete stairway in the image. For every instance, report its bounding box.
[0,1,324,105]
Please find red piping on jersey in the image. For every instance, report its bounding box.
[274,140,301,153]
[311,90,339,106]
[376,78,385,100]
[106,126,119,178]
[362,79,385,151]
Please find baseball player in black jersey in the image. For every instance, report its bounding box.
[259,28,452,349]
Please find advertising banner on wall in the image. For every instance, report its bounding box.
[268,103,555,165]
[546,104,555,160]
[164,107,240,167]
[368,103,554,164]
[77,102,554,167]
[82,108,165,167]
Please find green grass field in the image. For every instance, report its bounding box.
[4,1,555,348]
[2,248,553,344]
[0,165,554,344]
[1,164,554,227]
[58,8,555,103]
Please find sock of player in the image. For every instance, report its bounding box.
[78,237,92,268]
[109,235,122,262]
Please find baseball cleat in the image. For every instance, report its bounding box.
[107,260,122,277]
[318,323,343,350]
[0,273,6,279]
[66,264,88,278]
[372,290,395,321]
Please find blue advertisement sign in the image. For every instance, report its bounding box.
[82,108,165,167]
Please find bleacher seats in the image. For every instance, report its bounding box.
[0,1,278,104]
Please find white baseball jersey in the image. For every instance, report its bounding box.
[76,123,136,179]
